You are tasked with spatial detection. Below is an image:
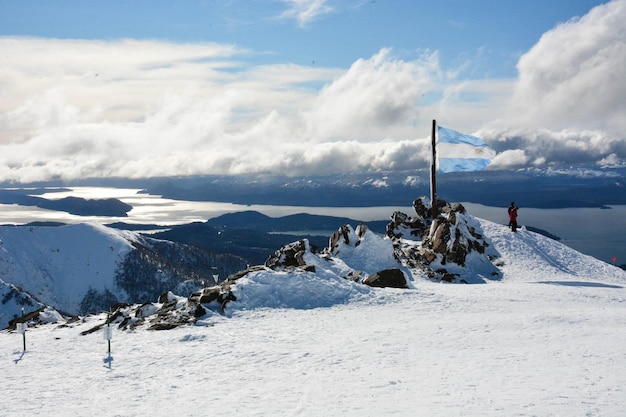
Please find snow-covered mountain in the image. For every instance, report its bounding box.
[0,223,248,328]
[2,198,626,416]
[4,197,624,332]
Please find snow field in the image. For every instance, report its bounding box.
[1,219,626,416]
[2,278,626,417]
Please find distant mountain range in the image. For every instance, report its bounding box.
[204,211,388,232]
[140,166,626,209]
[1,167,624,218]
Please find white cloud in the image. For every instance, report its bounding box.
[0,37,243,140]
[0,38,445,182]
[489,150,529,169]
[277,0,335,27]
[509,0,626,133]
[304,49,441,141]
[2,0,625,185]
[598,153,626,168]
[477,0,626,169]
[479,126,626,168]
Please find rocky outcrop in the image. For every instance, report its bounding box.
[265,240,311,270]
[110,237,248,316]
[6,306,68,331]
[78,265,270,332]
[64,197,499,332]
[386,197,498,283]
[262,197,498,287]
[328,223,368,251]
[263,223,409,289]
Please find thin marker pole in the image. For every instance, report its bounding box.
[107,313,111,355]
[21,308,26,351]
[430,119,438,219]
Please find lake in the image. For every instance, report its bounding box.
[0,187,624,266]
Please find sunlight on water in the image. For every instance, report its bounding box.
[3,186,412,225]
[1,187,624,264]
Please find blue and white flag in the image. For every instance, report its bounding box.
[437,126,495,173]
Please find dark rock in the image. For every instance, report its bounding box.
[136,303,158,318]
[157,300,179,315]
[440,272,460,282]
[355,223,368,238]
[190,282,239,313]
[224,265,266,282]
[429,219,450,256]
[265,239,309,269]
[80,323,105,335]
[193,304,206,318]
[329,226,351,250]
[7,306,47,330]
[413,197,430,219]
[148,322,180,331]
[345,270,364,282]
[111,302,131,311]
[386,197,496,283]
[198,288,220,305]
[363,268,408,289]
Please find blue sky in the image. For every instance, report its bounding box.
[2,0,605,76]
[0,0,624,181]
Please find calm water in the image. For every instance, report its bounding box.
[0,187,624,265]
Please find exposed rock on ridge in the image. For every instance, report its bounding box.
[9,197,501,332]
[387,197,498,283]
[84,197,499,330]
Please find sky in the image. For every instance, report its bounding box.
[0,0,625,182]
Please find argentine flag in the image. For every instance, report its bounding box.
[437,126,495,173]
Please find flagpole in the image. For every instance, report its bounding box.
[430,119,438,219]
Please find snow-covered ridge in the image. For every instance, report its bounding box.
[2,202,626,416]
[6,198,625,333]
[0,223,248,329]
[0,223,132,320]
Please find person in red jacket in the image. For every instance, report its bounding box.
[508,202,518,232]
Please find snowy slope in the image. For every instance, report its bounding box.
[0,223,247,328]
[0,277,45,330]
[0,223,133,318]
[1,218,626,416]
[223,219,625,313]
[482,221,624,285]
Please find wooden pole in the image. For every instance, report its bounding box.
[430,119,438,219]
